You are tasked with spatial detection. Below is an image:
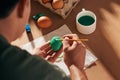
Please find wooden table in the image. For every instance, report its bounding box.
[12,0,120,80]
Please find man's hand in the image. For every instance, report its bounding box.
[33,41,63,63]
[62,34,86,70]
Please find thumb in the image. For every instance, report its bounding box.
[69,65,87,80]
[62,37,70,51]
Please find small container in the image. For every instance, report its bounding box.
[25,24,31,33]
[76,9,97,35]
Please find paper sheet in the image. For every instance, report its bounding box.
[22,24,97,75]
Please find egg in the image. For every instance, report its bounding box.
[52,0,64,9]
[50,36,63,51]
[37,16,52,28]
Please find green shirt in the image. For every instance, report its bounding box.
[0,35,70,80]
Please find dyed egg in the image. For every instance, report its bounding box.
[50,36,63,51]
[52,0,64,9]
[37,16,52,28]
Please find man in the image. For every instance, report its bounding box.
[0,0,87,80]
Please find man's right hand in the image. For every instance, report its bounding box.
[62,34,86,70]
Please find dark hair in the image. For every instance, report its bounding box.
[0,0,19,19]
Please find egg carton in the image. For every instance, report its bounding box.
[36,0,80,19]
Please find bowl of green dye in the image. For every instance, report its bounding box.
[76,9,97,35]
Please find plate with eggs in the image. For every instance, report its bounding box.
[35,0,80,19]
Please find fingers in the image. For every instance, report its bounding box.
[62,36,78,53]
[63,34,84,44]
[68,41,78,51]
[35,41,63,62]
[62,37,71,51]
[37,41,51,57]
[39,41,50,50]
[70,65,88,80]
[63,34,86,48]
[63,34,78,38]
[47,47,63,63]
[63,34,79,39]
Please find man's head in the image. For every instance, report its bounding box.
[0,0,31,42]
[0,0,20,19]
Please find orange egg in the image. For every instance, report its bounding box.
[37,16,52,28]
[52,0,64,9]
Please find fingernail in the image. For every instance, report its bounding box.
[70,65,75,70]
[64,37,69,40]
[73,41,77,44]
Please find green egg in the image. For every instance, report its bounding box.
[50,36,62,51]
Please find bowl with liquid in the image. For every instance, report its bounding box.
[76,9,97,35]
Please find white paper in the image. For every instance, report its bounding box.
[21,24,97,75]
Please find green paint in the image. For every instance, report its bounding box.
[33,13,44,21]
[78,15,95,26]
[50,36,62,51]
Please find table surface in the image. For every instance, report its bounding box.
[12,0,120,80]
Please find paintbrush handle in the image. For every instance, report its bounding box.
[56,39,88,41]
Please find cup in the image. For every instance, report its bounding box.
[76,9,97,35]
